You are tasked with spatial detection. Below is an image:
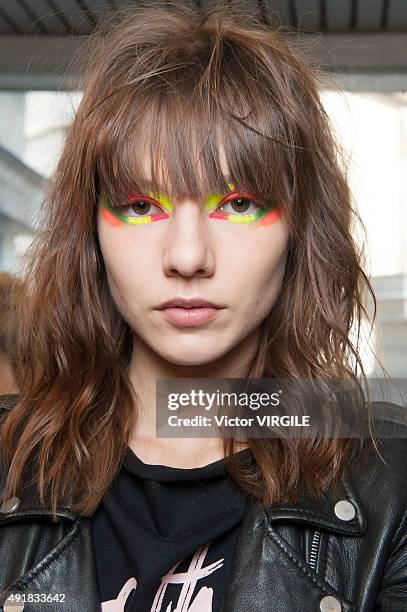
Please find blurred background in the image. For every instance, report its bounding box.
[0,0,406,380]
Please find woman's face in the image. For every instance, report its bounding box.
[97,153,290,367]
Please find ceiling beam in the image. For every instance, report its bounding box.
[296,32,407,71]
[0,35,85,90]
[0,32,406,91]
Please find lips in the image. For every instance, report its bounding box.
[156,297,223,327]
[157,297,222,309]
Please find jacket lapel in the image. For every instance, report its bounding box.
[221,477,367,612]
[265,479,367,536]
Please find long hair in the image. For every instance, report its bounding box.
[0,272,23,392]
[0,0,375,518]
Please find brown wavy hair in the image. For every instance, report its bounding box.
[0,0,375,518]
[0,271,23,392]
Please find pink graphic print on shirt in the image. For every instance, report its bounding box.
[101,542,223,612]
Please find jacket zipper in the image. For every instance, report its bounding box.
[309,529,321,571]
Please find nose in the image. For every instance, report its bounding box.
[162,200,215,278]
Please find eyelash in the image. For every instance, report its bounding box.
[216,193,266,215]
[121,193,266,218]
[125,195,163,217]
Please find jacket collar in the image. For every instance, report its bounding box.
[265,476,367,536]
[0,393,367,535]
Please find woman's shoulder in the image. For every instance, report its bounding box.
[344,401,407,517]
[366,400,407,463]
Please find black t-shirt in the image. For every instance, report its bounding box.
[91,447,252,612]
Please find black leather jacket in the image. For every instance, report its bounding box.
[1,393,407,612]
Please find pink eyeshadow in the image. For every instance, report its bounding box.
[208,211,229,220]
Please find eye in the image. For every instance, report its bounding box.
[218,194,265,215]
[123,196,162,217]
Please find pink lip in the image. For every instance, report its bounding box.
[157,297,221,309]
[160,306,220,326]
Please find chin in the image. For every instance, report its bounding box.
[159,346,226,368]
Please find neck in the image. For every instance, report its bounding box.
[126,330,259,467]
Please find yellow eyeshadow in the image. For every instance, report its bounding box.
[204,193,224,210]
[204,183,237,211]
[146,182,236,213]
[148,190,174,212]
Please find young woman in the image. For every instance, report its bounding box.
[1,2,407,611]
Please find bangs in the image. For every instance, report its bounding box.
[93,27,293,211]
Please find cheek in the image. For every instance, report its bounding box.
[247,250,287,311]
[222,223,289,311]
[97,215,152,306]
[97,215,128,274]
[220,218,289,271]
[255,226,289,292]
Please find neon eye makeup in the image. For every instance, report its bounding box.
[207,200,280,224]
[255,205,281,226]
[205,184,281,226]
[100,183,281,227]
[101,192,171,226]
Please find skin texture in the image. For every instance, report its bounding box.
[96,150,290,466]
